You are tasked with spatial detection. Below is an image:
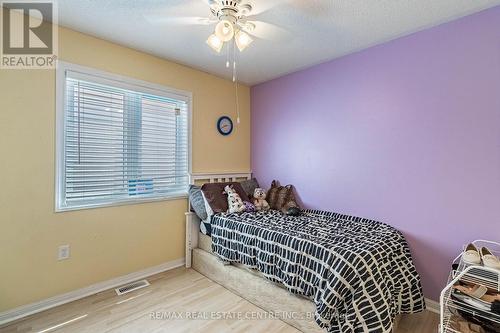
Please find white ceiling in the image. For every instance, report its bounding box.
[57,0,500,85]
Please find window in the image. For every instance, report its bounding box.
[56,62,190,211]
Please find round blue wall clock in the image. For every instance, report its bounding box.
[217,116,233,136]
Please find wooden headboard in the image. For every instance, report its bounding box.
[189,172,252,185]
[185,172,252,268]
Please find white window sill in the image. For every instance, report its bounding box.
[55,193,188,212]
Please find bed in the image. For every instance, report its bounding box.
[185,173,425,333]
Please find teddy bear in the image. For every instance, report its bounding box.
[253,187,270,211]
[223,185,246,214]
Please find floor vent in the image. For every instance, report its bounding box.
[115,279,150,295]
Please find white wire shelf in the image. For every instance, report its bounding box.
[439,240,500,333]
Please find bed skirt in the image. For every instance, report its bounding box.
[194,233,402,332]
[192,245,324,332]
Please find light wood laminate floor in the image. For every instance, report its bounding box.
[0,268,439,333]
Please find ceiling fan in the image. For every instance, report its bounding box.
[145,0,291,124]
[206,0,256,52]
[145,0,290,53]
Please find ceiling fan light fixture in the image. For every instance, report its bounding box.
[206,34,223,53]
[242,21,255,32]
[215,20,234,42]
[235,30,253,52]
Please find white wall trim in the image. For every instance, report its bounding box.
[425,297,440,314]
[0,258,185,326]
[0,260,439,326]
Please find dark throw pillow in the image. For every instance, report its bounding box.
[201,182,250,214]
[267,180,281,210]
[267,180,301,213]
[240,178,260,200]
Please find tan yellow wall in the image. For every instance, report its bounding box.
[0,24,250,311]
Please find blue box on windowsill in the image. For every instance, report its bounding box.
[128,179,153,196]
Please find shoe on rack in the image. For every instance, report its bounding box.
[449,314,485,333]
[480,247,500,270]
[462,243,481,265]
[453,284,500,304]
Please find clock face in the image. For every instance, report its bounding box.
[217,116,233,136]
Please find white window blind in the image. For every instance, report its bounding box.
[56,64,190,211]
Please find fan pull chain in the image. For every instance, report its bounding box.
[235,79,240,124]
[232,61,236,82]
[232,39,236,82]
[232,39,240,124]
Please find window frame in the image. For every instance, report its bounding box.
[55,61,192,212]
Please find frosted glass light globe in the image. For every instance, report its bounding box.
[215,20,234,42]
[235,30,253,51]
[206,34,223,53]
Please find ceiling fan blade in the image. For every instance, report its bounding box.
[144,15,215,26]
[249,0,291,15]
[242,20,291,41]
[143,0,216,26]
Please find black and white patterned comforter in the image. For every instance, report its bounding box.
[211,209,425,333]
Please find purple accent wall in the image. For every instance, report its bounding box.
[251,7,500,300]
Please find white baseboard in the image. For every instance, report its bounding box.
[0,258,185,326]
[425,297,440,314]
[0,260,439,326]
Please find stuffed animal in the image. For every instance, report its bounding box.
[253,188,270,211]
[286,206,301,216]
[243,201,256,212]
[223,185,246,213]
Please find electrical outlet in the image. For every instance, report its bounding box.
[58,245,70,260]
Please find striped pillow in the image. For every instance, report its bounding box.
[188,185,208,220]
